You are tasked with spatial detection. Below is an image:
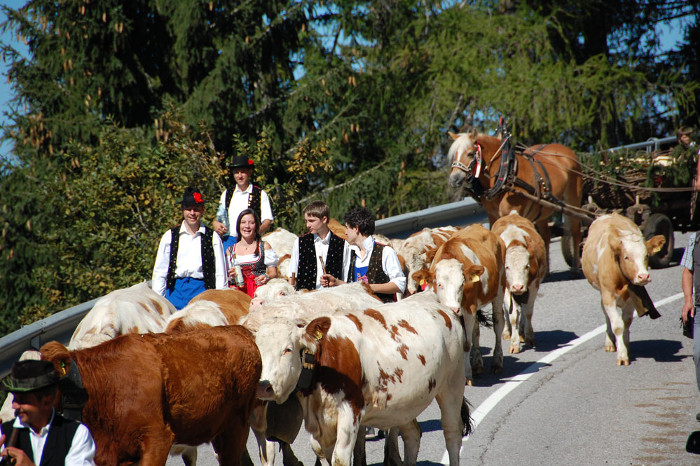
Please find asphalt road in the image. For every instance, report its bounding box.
[168,231,699,466]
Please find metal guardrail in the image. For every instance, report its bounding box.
[607,136,677,153]
[0,197,486,378]
[0,298,99,377]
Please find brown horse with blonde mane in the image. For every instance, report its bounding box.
[448,128,583,271]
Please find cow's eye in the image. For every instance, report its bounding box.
[280,291,287,296]
[505,265,510,270]
[283,347,292,355]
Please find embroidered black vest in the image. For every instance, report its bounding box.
[2,414,80,466]
[296,233,344,291]
[166,226,216,291]
[348,243,395,303]
[692,233,700,308]
[225,184,263,221]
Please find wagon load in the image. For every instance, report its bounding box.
[577,144,698,268]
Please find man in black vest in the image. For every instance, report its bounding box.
[151,187,228,309]
[1,360,95,465]
[288,201,350,290]
[323,207,406,303]
[212,155,274,251]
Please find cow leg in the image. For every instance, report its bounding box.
[436,368,467,466]
[384,427,403,466]
[618,299,635,365]
[281,442,304,466]
[522,287,537,348]
[463,312,478,383]
[331,408,360,466]
[310,437,331,466]
[140,434,174,466]
[213,411,252,466]
[491,292,505,373]
[397,419,421,466]
[601,296,629,365]
[251,427,278,466]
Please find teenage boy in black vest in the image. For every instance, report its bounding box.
[151,187,228,309]
[322,207,406,303]
[1,360,96,465]
[212,155,274,251]
[288,201,350,290]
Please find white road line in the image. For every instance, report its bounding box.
[441,292,684,465]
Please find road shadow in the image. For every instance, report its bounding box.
[629,338,687,363]
[542,270,584,283]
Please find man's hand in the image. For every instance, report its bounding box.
[212,220,227,236]
[1,446,34,466]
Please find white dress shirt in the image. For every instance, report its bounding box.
[2,410,97,465]
[151,221,228,295]
[289,230,350,289]
[350,236,406,293]
[217,184,273,237]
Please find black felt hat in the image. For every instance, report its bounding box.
[179,187,206,207]
[3,360,60,393]
[228,155,255,170]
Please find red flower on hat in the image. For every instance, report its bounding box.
[193,192,203,203]
[248,159,254,166]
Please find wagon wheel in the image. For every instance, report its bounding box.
[642,213,674,269]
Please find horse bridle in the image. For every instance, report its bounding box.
[451,142,481,180]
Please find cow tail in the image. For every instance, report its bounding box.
[461,396,473,437]
[476,309,493,328]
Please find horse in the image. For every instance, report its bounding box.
[447,128,583,272]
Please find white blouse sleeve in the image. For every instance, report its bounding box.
[264,242,280,267]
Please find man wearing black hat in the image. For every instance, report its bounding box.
[212,155,274,251]
[151,187,228,309]
[0,360,96,465]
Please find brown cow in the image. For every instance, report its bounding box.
[492,212,547,354]
[581,213,665,365]
[41,326,261,465]
[165,288,251,333]
[412,224,505,383]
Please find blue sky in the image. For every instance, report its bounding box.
[0,1,689,162]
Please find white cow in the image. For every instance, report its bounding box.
[395,226,459,294]
[255,291,469,466]
[68,282,175,350]
[492,213,547,354]
[581,213,665,365]
[242,282,381,333]
[250,278,297,310]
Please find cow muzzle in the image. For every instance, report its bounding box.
[256,380,275,400]
[633,272,650,286]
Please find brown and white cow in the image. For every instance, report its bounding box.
[412,224,505,382]
[68,282,175,350]
[41,325,261,465]
[581,213,665,365]
[254,290,469,466]
[491,212,547,354]
[395,226,460,294]
[165,288,251,333]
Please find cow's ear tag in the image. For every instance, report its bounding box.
[314,330,323,341]
[60,361,67,376]
[420,279,426,286]
[652,245,662,254]
[471,274,481,283]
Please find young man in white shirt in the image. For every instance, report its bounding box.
[1,360,96,465]
[323,206,406,302]
[212,155,274,251]
[288,201,350,290]
[151,187,227,309]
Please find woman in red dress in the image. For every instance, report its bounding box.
[226,209,279,297]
